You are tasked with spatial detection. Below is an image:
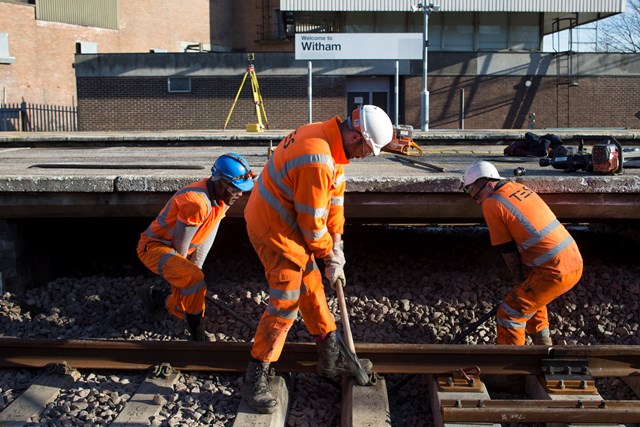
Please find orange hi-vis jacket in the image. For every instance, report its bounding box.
[483,181,583,344]
[137,178,228,318]
[245,117,347,268]
[140,178,228,255]
[482,181,582,275]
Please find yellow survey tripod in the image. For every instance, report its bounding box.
[224,53,269,132]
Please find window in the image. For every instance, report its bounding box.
[293,11,339,34]
[75,41,97,54]
[510,13,540,51]
[0,33,15,64]
[443,14,474,51]
[479,13,507,50]
[168,78,192,93]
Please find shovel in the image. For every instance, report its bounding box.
[334,278,371,386]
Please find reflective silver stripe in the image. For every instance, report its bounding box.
[156,201,172,228]
[295,201,328,220]
[533,235,575,266]
[266,302,299,320]
[153,186,211,236]
[270,288,301,301]
[301,224,328,242]
[257,153,335,235]
[301,260,318,294]
[268,153,335,202]
[497,317,526,329]
[500,301,534,320]
[520,219,559,250]
[180,278,206,296]
[491,193,567,267]
[158,249,178,278]
[305,259,318,273]
[335,172,345,186]
[267,157,293,201]
[491,194,538,238]
[143,228,172,246]
[257,177,299,231]
[331,196,344,206]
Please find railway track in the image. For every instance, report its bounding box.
[1,224,638,425]
[1,339,639,426]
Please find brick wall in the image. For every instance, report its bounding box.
[78,74,640,131]
[77,76,347,131]
[404,75,640,130]
[1,0,215,106]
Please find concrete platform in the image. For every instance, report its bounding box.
[0,130,639,222]
[0,129,639,292]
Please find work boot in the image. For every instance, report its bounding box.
[185,312,207,342]
[316,331,373,378]
[240,360,278,414]
[530,328,553,346]
[139,285,168,319]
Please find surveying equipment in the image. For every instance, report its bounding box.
[224,53,269,132]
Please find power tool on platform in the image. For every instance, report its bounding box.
[382,124,424,156]
[538,137,624,174]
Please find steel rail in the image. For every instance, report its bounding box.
[0,339,639,377]
[440,400,640,423]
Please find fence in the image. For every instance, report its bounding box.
[0,101,77,132]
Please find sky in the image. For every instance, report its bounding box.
[542,27,600,52]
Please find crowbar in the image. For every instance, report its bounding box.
[335,279,371,386]
[205,295,258,331]
[393,154,445,172]
[389,305,497,394]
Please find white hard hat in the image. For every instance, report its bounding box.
[463,161,505,188]
[350,105,393,155]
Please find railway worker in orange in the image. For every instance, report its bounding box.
[463,161,583,346]
[241,105,394,413]
[137,153,255,341]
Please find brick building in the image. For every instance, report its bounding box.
[5,0,638,130]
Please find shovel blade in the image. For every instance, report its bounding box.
[335,330,371,386]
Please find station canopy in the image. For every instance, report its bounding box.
[280,0,627,34]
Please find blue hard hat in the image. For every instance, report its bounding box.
[211,153,255,192]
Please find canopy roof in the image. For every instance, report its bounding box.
[280,0,627,34]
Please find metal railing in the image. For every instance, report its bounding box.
[0,101,77,132]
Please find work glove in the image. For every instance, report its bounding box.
[332,240,345,267]
[324,252,346,289]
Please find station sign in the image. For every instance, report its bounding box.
[295,33,422,60]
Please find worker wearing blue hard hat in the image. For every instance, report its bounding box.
[137,153,255,341]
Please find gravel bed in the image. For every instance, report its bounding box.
[1,224,639,426]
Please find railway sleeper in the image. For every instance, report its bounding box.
[0,362,80,426]
[429,373,640,426]
[110,364,181,426]
[0,365,394,427]
[1,357,639,426]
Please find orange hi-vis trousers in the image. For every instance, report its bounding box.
[137,240,207,320]
[247,228,337,363]
[496,266,583,345]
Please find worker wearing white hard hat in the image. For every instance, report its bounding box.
[240,105,393,414]
[462,161,583,350]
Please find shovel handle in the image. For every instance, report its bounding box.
[335,279,356,354]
